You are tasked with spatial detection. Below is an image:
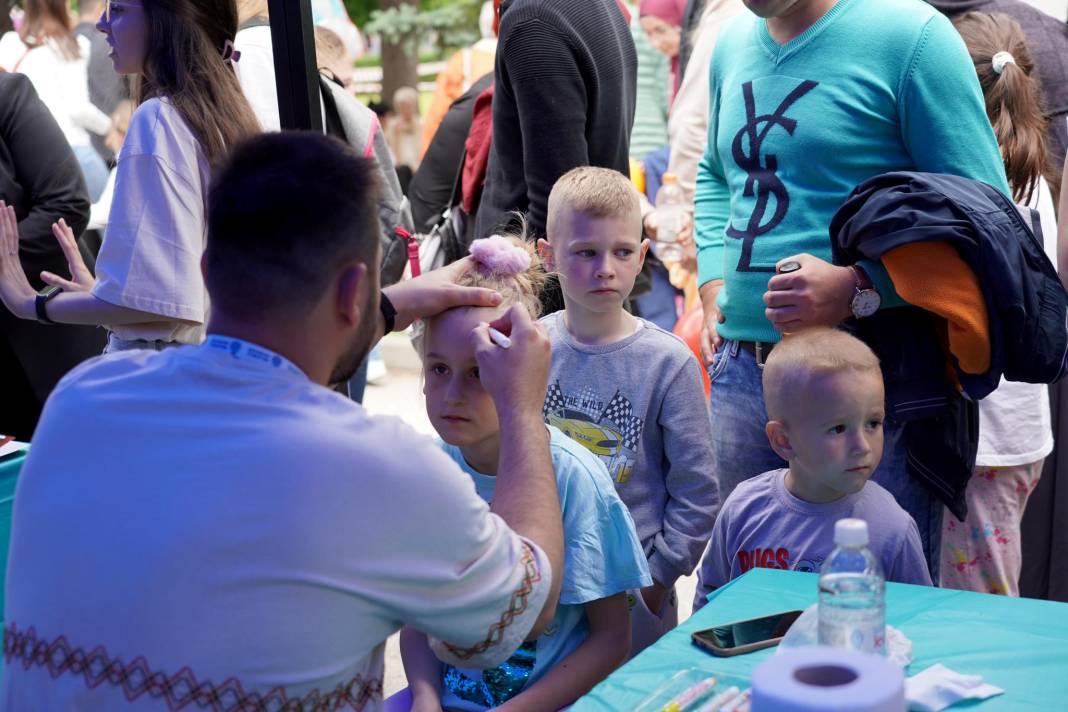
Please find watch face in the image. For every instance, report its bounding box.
[851,289,881,318]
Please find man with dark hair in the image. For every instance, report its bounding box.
[2,132,564,710]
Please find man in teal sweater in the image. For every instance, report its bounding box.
[694,0,1009,581]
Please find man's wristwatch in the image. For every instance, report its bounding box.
[379,291,397,334]
[849,265,881,319]
[35,285,63,325]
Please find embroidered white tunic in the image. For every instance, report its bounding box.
[1,337,551,711]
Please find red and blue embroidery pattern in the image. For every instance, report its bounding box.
[3,623,382,711]
[443,543,541,661]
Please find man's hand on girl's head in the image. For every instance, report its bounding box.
[382,257,503,332]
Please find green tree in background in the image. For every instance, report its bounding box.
[349,0,481,101]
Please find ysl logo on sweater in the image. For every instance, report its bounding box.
[727,79,819,272]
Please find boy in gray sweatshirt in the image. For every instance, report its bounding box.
[538,166,719,653]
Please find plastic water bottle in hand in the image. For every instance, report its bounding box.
[818,518,886,655]
[654,173,686,263]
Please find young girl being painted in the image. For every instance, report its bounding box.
[941,11,1063,596]
[399,234,651,712]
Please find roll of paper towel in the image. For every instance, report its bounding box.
[751,646,905,712]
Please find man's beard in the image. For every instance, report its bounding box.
[328,294,379,385]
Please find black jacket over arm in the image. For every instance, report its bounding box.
[0,73,104,438]
[830,170,1068,521]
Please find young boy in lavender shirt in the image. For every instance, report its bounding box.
[694,327,931,610]
[537,166,719,653]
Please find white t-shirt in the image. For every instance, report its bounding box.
[976,176,1058,466]
[92,97,211,344]
[0,32,111,148]
[234,25,280,132]
[1,336,551,711]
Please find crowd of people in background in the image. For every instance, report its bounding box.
[0,0,1067,709]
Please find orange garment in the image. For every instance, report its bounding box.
[881,241,990,375]
[419,46,496,158]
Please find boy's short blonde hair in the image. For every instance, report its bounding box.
[546,166,641,243]
[762,328,882,422]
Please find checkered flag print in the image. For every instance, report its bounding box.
[544,381,565,418]
[599,391,644,450]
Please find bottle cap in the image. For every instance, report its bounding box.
[662,172,678,184]
[834,518,869,547]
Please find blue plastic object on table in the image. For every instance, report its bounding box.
[573,568,1068,711]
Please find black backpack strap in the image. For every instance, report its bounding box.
[430,149,468,265]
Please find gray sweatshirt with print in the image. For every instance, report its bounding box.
[541,313,720,587]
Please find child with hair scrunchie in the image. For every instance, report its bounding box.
[398,233,652,712]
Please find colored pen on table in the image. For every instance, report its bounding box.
[660,676,717,712]
[693,686,741,712]
[488,327,511,349]
[719,689,750,712]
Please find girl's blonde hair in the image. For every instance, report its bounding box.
[417,228,545,362]
[954,11,1059,203]
[456,228,546,320]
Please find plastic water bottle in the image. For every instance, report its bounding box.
[818,518,887,655]
[654,173,686,263]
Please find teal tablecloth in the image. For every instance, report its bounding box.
[0,449,26,623]
[574,568,1068,711]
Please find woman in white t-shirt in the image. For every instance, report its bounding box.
[0,0,259,352]
[940,12,1062,597]
[0,0,112,201]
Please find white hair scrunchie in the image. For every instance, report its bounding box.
[992,51,1016,75]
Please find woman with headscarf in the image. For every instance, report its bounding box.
[639,0,687,102]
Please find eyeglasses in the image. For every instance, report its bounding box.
[104,1,143,22]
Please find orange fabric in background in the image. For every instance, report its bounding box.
[419,49,496,158]
[880,241,991,375]
[673,304,710,398]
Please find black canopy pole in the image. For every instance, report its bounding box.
[267,0,322,132]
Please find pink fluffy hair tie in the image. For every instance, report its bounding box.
[469,235,531,276]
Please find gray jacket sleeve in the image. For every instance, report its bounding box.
[648,355,721,587]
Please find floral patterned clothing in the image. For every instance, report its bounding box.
[941,462,1043,596]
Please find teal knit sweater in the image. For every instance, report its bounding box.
[694,0,1010,343]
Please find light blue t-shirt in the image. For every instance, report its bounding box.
[694,0,1010,343]
[438,426,652,710]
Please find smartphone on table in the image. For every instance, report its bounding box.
[691,609,803,657]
